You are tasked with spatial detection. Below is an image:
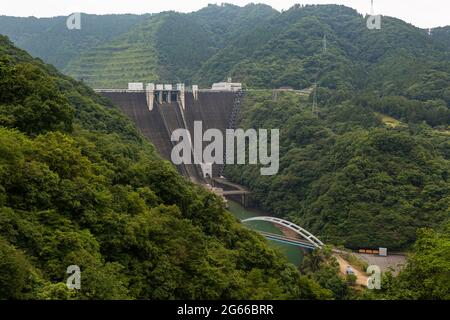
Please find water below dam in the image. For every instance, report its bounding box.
[227,200,305,267]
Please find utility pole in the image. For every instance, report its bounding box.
[323,34,327,53]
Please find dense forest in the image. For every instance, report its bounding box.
[377,223,449,300]
[0,35,341,300]
[223,93,449,300]
[2,4,450,92]
[0,3,448,300]
[0,14,148,70]
[225,91,449,249]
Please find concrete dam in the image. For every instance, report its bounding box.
[96,84,243,184]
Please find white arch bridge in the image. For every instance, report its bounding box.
[242,216,324,250]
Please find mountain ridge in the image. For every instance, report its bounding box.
[1,4,449,89]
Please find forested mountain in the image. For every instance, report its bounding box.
[225,91,449,250]
[0,3,449,300]
[0,4,277,87]
[2,3,450,94]
[0,14,148,70]
[62,4,278,87]
[0,35,337,299]
[210,6,450,251]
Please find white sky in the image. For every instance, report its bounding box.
[0,0,448,29]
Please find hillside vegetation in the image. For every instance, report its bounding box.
[225,90,449,250]
[224,90,449,299]
[0,14,148,70]
[0,35,336,300]
[2,4,450,93]
[377,223,450,300]
[0,4,449,300]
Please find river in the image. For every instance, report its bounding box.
[227,200,305,267]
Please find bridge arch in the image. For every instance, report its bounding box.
[242,216,324,249]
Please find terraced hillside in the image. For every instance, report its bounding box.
[64,15,163,88]
[0,14,148,69]
[64,4,277,88]
[0,4,277,88]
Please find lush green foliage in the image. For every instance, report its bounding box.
[300,247,356,300]
[0,56,74,134]
[368,223,450,300]
[3,3,450,97]
[1,4,449,300]
[224,92,449,301]
[0,14,148,69]
[225,91,449,250]
[0,4,277,88]
[0,35,334,300]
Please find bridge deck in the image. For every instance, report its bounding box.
[258,231,316,250]
[222,190,251,195]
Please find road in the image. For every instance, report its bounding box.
[355,253,406,275]
[335,255,369,287]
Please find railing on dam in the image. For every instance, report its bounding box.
[94,88,242,93]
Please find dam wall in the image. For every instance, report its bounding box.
[98,89,241,182]
[184,91,237,177]
[156,101,203,181]
[100,92,173,161]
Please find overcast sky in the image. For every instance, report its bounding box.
[0,0,448,29]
